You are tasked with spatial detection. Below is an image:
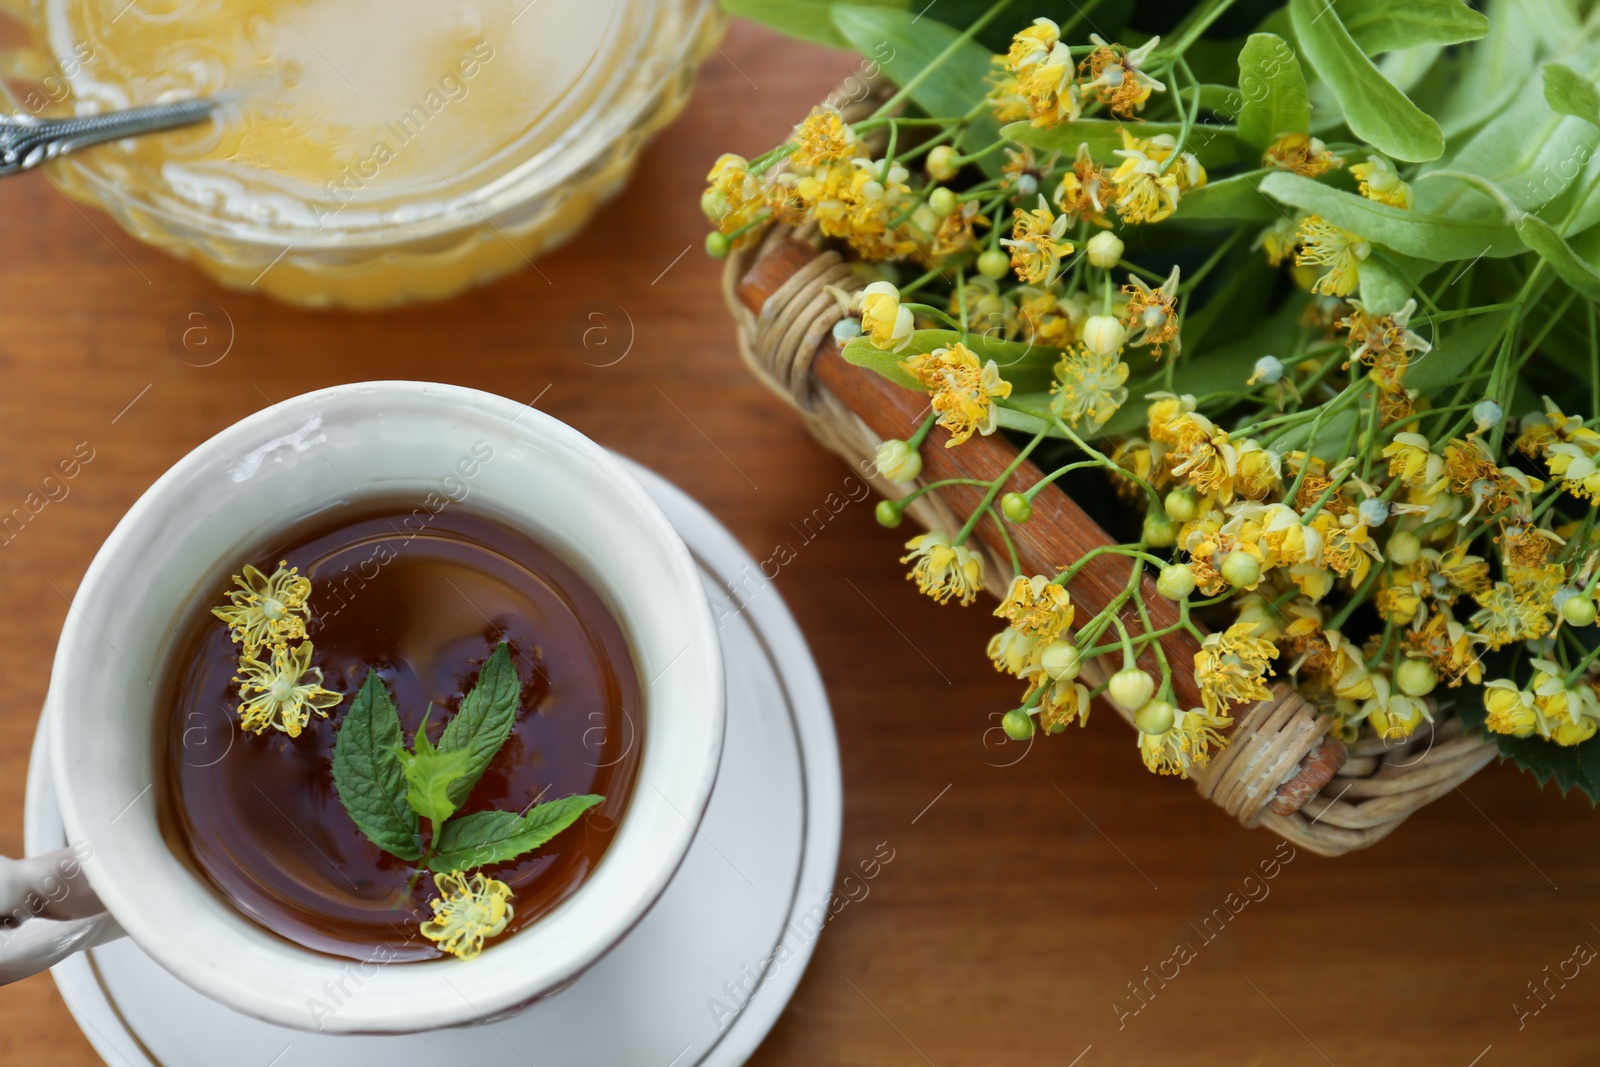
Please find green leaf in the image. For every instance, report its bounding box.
[1517,215,1600,302]
[1003,119,1240,170]
[437,642,522,808]
[1236,34,1309,156]
[1456,657,1600,804]
[1174,169,1279,222]
[831,5,1002,173]
[1288,0,1444,162]
[398,739,474,825]
[428,795,605,873]
[1356,255,1411,315]
[331,671,421,861]
[841,329,1062,394]
[719,0,905,49]
[1333,0,1488,54]
[1543,62,1600,130]
[1259,172,1524,260]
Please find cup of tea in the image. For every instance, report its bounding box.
[0,381,725,1033]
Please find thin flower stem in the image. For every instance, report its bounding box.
[869,0,1019,121]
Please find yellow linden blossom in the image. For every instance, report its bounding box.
[1167,412,1239,500]
[212,561,312,656]
[1254,216,1302,266]
[1264,133,1344,177]
[1469,581,1552,649]
[985,56,1031,124]
[1054,143,1114,228]
[1403,610,1483,688]
[1295,215,1369,297]
[1110,131,1205,224]
[901,343,1012,446]
[1526,660,1600,747]
[1350,155,1414,209]
[989,575,1074,680]
[1146,392,1197,446]
[857,281,914,352]
[1002,198,1074,284]
[1482,679,1538,738]
[420,870,514,960]
[1515,396,1598,460]
[1360,674,1430,740]
[702,154,764,237]
[1035,675,1093,732]
[1341,298,1430,391]
[807,159,916,261]
[996,575,1075,638]
[901,530,985,606]
[1139,706,1231,777]
[234,641,343,737]
[1078,35,1165,118]
[1015,285,1082,347]
[1194,622,1278,715]
[1006,20,1081,128]
[1499,521,1559,572]
[790,105,862,169]
[1121,265,1182,357]
[1053,345,1129,428]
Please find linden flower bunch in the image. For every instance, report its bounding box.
[712,0,1600,796]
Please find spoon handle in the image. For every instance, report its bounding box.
[0,98,214,177]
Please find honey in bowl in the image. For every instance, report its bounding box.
[157,502,643,961]
[5,0,720,306]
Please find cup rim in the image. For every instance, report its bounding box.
[47,380,725,1032]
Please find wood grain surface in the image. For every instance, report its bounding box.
[0,20,1596,1067]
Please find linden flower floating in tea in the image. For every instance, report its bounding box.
[707,1,1600,800]
[330,644,601,959]
[212,561,341,737]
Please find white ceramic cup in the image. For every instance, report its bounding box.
[0,381,725,1033]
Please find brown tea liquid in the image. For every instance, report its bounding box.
[157,503,643,961]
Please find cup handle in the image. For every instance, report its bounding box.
[0,847,126,984]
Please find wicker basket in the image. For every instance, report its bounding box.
[719,86,1498,857]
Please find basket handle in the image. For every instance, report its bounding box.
[737,239,1345,817]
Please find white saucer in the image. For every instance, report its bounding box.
[24,459,842,1067]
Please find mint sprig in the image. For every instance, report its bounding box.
[330,642,603,872]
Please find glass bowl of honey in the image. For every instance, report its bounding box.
[0,0,721,308]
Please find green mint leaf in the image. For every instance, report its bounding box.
[398,742,474,825]
[427,794,603,873]
[437,642,522,807]
[331,670,422,861]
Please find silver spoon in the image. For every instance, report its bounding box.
[0,97,214,177]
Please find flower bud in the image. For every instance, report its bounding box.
[1156,563,1196,600]
[1001,492,1032,523]
[1357,497,1390,528]
[1473,399,1503,430]
[1562,593,1597,627]
[1221,550,1261,588]
[1001,708,1036,740]
[977,248,1010,279]
[875,438,923,484]
[1086,231,1124,269]
[705,231,732,258]
[929,187,959,217]
[926,145,960,181]
[874,500,903,528]
[1386,529,1421,566]
[1250,355,1284,385]
[1109,667,1155,712]
[1041,640,1081,681]
[1396,657,1437,697]
[1133,699,1175,735]
[1082,314,1128,358]
[1142,510,1176,547]
[1015,173,1038,199]
[1163,487,1199,523]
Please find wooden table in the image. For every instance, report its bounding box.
[1,20,1596,1067]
